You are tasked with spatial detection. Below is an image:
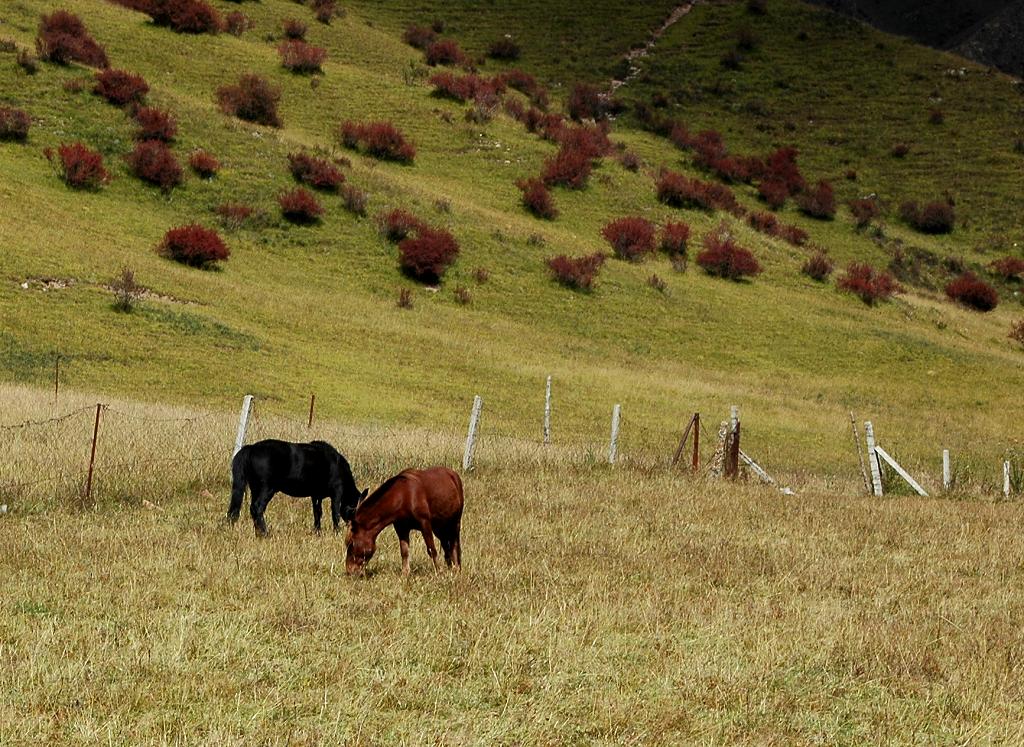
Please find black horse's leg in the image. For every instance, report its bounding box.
[250,487,273,537]
[330,493,342,532]
[312,497,323,533]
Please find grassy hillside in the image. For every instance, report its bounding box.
[0,0,1022,485]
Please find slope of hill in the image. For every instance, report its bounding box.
[0,0,1022,483]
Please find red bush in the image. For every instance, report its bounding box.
[554,124,612,160]
[488,36,520,60]
[278,40,326,74]
[777,224,809,246]
[757,179,788,209]
[338,120,415,163]
[126,140,183,191]
[425,38,467,67]
[747,211,779,234]
[796,180,835,219]
[498,69,548,108]
[946,272,998,311]
[224,11,252,36]
[312,0,339,25]
[429,72,505,103]
[398,227,460,283]
[158,224,229,267]
[602,216,656,261]
[216,74,281,127]
[146,0,223,34]
[36,10,109,68]
[377,208,427,241]
[287,152,344,191]
[900,200,955,234]
[660,222,691,257]
[849,197,881,228]
[402,25,436,50]
[696,226,762,280]
[279,188,324,224]
[0,107,31,142]
[215,202,254,228]
[546,253,606,291]
[837,262,899,305]
[133,107,177,141]
[762,147,804,195]
[990,256,1024,281]
[93,68,149,107]
[656,170,740,214]
[801,251,834,281]
[568,82,607,121]
[283,18,307,39]
[189,149,219,177]
[542,146,592,189]
[48,142,110,189]
[516,177,558,219]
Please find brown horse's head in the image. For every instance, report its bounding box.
[345,523,375,575]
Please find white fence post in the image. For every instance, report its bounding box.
[942,450,951,491]
[233,395,254,460]
[874,446,929,497]
[462,395,483,471]
[608,404,621,464]
[864,421,883,497]
[1005,461,1011,497]
[544,376,552,446]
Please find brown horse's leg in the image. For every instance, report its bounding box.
[418,521,441,571]
[395,526,411,576]
[452,521,462,571]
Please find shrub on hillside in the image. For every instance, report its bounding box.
[660,221,690,259]
[929,108,945,125]
[312,0,340,25]
[126,140,183,191]
[341,184,368,216]
[425,38,467,67]
[378,208,427,241]
[146,0,224,34]
[1010,320,1024,347]
[283,18,307,39]
[546,253,605,291]
[619,150,641,172]
[47,142,110,189]
[554,123,612,159]
[488,36,520,60]
[656,170,740,214]
[696,225,762,280]
[224,11,252,36]
[339,120,416,163]
[93,68,149,107]
[111,266,143,312]
[946,272,998,311]
[429,72,505,103]
[601,216,656,262]
[157,224,229,267]
[990,256,1024,281]
[215,202,255,229]
[133,107,177,142]
[498,69,548,108]
[402,24,436,50]
[837,262,899,305]
[0,107,31,142]
[849,196,881,229]
[757,179,788,209]
[17,49,39,74]
[796,180,835,219]
[278,40,326,74]
[891,142,910,158]
[515,177,558,219]
[568,82,608,121]
[36,10,109,68]
[801,251,833,281]
[900,200,955,234]
[189,149,219,177]
[747,211,807,245]
[216,74,281,127]
[279,187,324,224]
[398,227,459,283]
[760,146,804,195]
[287,152,344,191]
[541,146,592,189]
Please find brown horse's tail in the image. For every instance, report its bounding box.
[227,448,247,522]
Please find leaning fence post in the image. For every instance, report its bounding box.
[692,413,700,472]
[864,421,883,497]
[942,450,951,491]
[544,376,551,446]
[233,395,254,460]
[608,404,621,464]
[83,403,103,501]
[462,395,482,471]
[307,393,316,429]
[1005,461,1011,497]
[54,355,60,407]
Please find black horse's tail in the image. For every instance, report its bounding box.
[228,447,247,522]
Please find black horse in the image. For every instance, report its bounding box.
[228,439,367,536]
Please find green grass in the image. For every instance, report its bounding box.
[0,0,1022,487]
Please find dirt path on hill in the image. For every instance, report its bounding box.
[609,2,698,94]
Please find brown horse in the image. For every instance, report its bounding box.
[345,466,463,576]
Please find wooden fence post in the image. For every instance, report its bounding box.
[307,394,316,429]
[942,450,951,491]
[725,406,740,479]
[851,413,869,494]
[544,376,551,446]
[671,413,696,467]
[463,395,482,471]
[608,404,621,464]
[54,355,60,407]
[692,413,700,472]
[233,395,254,460]
[864,421,883,497]
[1005,461,1011,497]
[83,403,103,501]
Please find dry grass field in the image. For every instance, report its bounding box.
[2,385,1024,745]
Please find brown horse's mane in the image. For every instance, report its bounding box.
[359,472,410,512]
